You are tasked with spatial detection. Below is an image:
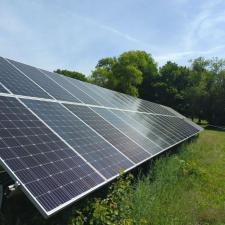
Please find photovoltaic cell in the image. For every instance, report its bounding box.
[143,114,186,140]
[0,96,104,215]
[22,99,133,179]
[0,57,51,99]
[64,104,151,163]
[92,107,162,155]
[111,110,170,152]
[41,70,100,105]
[9,60,79,102]
[155,115,199,137]
[127,112,180,144]
[90,85,131,109]
[70,80,116,108]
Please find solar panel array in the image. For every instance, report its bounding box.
[0,56,202,217]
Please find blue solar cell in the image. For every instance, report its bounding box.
[92,107,162,155]
[0,96,104,216]
[41,70,100,105]
[64,104,151,163]
[0,57,51,98]
[9,60,79,102]
[22,99,133,179]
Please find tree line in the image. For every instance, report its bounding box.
[55,51,225,125]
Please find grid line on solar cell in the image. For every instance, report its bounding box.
[22,99,133,179]
[127,112,181,144]
[0,96,104,215]
[147,114,199,139]
[128,113,182,144]
[0,58,52,99]
[162,116,199,136]
[155,116,192,138]
[0,83,8,93]
[8,60,79,103]
[143,114,186,140]
[126,112,187,146]
[64,104,151,163]
[150,115,195,137]
[92,107,162,155]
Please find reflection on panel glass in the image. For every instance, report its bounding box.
[42,70,99,105]
[112,110,171,150]
[23,99,133,179]
[0,57,51,98]
[64,104,150,163]
[92,107,161,155]
[9,60,79,102]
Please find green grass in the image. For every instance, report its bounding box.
[127,129,225,225]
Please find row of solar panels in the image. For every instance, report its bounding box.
[0,57,202,217]
[0,57,176,116]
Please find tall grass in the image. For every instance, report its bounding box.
[127,130,225,225]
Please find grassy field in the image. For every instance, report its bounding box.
[126,129,225,225]
[1,129,225,225]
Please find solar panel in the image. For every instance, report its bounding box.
[64,104,151,163]
[40,70,100,105]
[8,60,80,102]
[92,107,161,154]
[0,56,202,217]
[0,96,104,216]
[0,57,51,98]
[22,99,133,179]
[111,110,170,151]
[126,112,181,144]
[72,80,117,108]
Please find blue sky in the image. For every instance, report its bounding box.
[1,0,225,75]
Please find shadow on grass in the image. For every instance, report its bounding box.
[204,125,225,132]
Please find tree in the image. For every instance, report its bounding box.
[205,58,225,125]
[184,57,210,122]
[148,62,190,113]
[54,69,88,82]
[89,57,117,88]
[185,57,225,125]
[90,51,157,97]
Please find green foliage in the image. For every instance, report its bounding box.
[54,69,88,82]
[90,51,157,97]
[90,173,133,225]
[152,61,190,112]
